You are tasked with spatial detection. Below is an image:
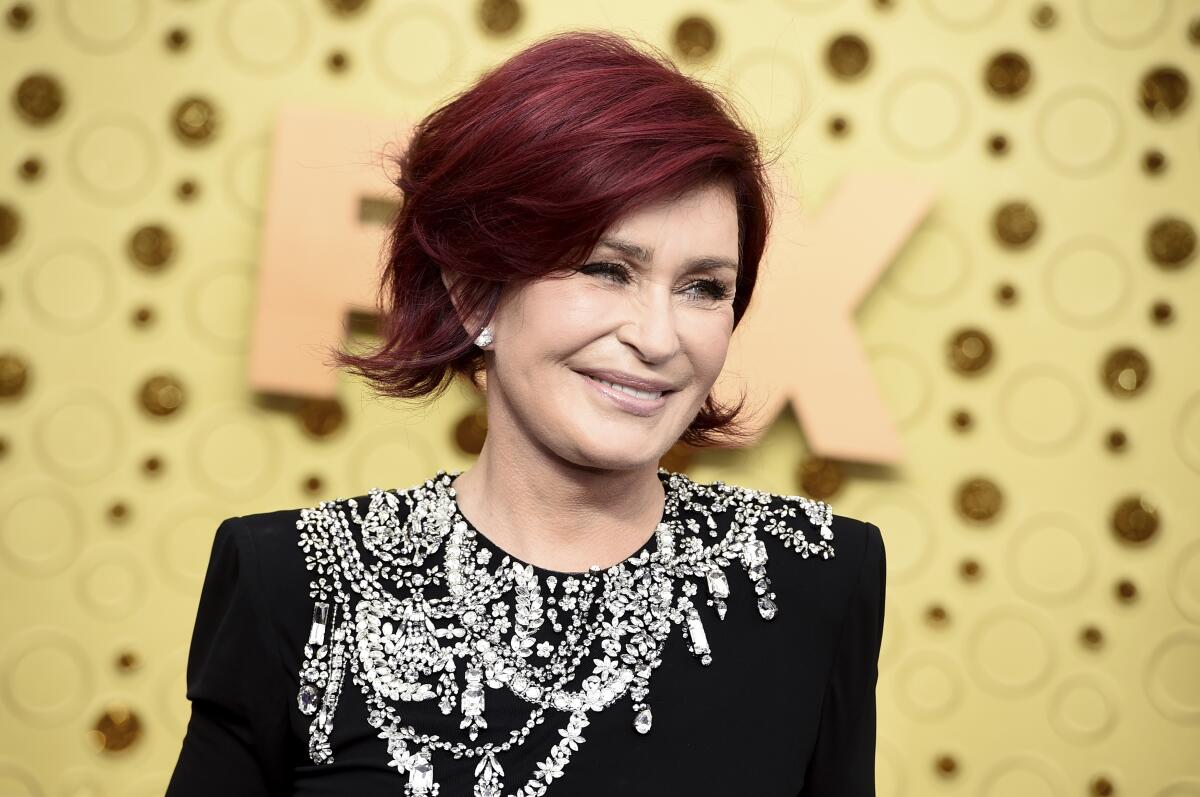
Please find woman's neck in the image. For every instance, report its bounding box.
[448,446,666,574]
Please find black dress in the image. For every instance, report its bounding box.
[165,469,886,796]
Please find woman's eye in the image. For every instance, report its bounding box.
[580,262,732,302]
[581,262,631,283]
[686,279,733,301]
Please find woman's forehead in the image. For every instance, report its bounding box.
[597,187,740,264]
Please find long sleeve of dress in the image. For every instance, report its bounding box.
[799,522,887,796]
[165,516,292,797]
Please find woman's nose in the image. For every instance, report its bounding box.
[616,290,680,362]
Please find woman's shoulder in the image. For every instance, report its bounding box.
[212,491,378,641]
[226,489,382,551]
[677,472,885,626]
[672,471,882,567]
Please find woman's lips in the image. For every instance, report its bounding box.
[578,371,670,417]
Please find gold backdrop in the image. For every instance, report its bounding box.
[1,0,1198,795]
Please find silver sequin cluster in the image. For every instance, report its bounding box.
[294,468,835,796]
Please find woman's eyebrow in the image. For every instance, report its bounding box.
[598,237,739,274]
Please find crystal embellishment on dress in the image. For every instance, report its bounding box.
[307,601,330,645]
[293,468,836,796]
[408,748,436,795]
[297,685,318,715]
[685,606,712,664]
[460,666,487,740]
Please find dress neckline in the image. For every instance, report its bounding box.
[439,468,671,578]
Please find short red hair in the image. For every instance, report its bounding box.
[329,29,777,448]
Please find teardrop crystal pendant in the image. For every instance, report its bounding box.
[633,706,653,734]
[757,595,778,620]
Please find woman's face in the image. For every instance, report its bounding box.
[484,181,741,471]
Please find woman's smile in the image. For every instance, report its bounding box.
[577,370,673,416]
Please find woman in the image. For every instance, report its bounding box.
[166,29,885,797]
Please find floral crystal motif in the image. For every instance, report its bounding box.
[294,468,835,796]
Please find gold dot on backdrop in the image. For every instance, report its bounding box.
[1106,428,1127,452]
[1190,17,1200,45]
[1142,149,1166,175]
[6,2,33,30]
[1149,300,1172,325]
[479,0,523,36]
[984,51,1033,99]
[1111,496,1159,544]
[1080,624,1104,649]
[828,115,850,137]
[947,328,994,375]
[454,406,488,455]
[672,16,717,62]
[987,133,1009,156]
[992,200,1039,247]
[0,203,18,249]
[131,305,155,328]
[1139,65,1189,119]
[88,706,141,753]
[827,33,870,80]
[951,409,973,432]
[139,374,186,417]
[140,455,163,477]
[1146,216,1195,269]
[19,156,42,181]
[303,474,324,494]
[13,72,64,125]
[323,0,371,18]
[959,558,982,581]
[116,651,140,673]
[956,477,1004,522]
[1101,347,1150,398]
[296,397,346,439]
[128,224,175,271]
[1031,4,1057,29]
[925,604,949,626]
[0,352,30,398]
[1115,579,1137,603]
[935,755,958,776]
[108,502,129,523]
[1091,775,1115,796]
[172,96,219,145]
[165,27,189,52]
[796,455,843,500]
[176,179,200,202]
[327,50,350,72]
[995,282,1017,305]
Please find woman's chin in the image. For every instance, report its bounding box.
[566,427,677,468]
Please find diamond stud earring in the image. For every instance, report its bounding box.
[474,325,494,349]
